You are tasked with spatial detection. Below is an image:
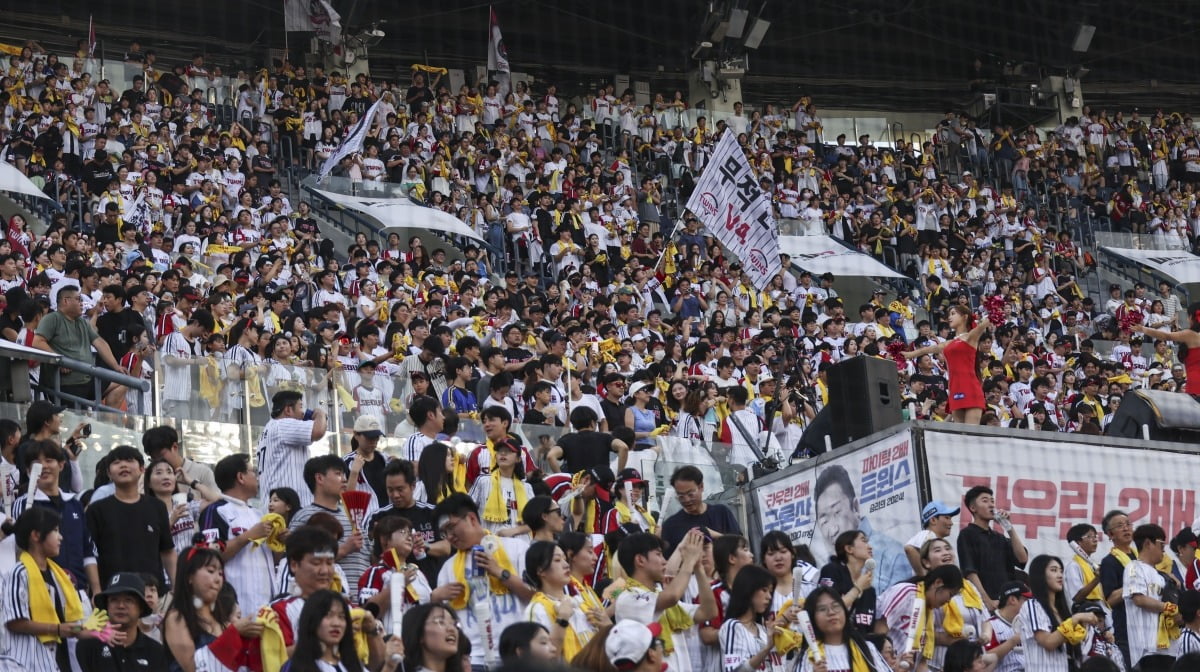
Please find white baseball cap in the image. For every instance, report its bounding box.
[605,620,662,667]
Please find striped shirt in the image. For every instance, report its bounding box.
[198,496,277,615]
[269,595,307,646]
[1018,598,1070,672]
[160,331,199,401]
[719,619,774,672]
[400,431,436,463]
[256,417,317,508]
[353,384,387,422]
[797,642,889,672]
[985,613,1024,672]
[1,561,67,670]
[876,581,919,655]
[223,344,262,411]
[1179,627,1200,655]
[290,501,376,591]
[1124,560,1177,662]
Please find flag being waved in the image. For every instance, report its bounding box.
[685,130,782,291]
[284,0,342,44]
[317,97,383,179]
[487,6,511,97]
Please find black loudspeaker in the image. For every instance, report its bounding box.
[826,356,904,447]
[1104,389,1200,442]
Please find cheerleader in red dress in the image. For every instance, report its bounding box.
[1134,301,1200,398]
[906,305,991,425]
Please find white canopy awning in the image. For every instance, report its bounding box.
[1100,246,1200,285]
[778,235,907,279]
[0,161,53,201]
[311,187,484,242]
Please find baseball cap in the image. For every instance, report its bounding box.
[26,400,65,432]
[493,438,522,454]
[352,415,384,438]
[317,321,338,332]
[616,468,648,487]
[1171,527,1199,553]
[921,500,960,526]
[998,581,1033,603]
[606,620,662,667]
[94,573,151,616]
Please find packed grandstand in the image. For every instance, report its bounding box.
[0,7,1200,672]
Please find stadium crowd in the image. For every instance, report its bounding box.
[0,31,1199,672]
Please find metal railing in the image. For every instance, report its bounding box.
[0,339,151,414]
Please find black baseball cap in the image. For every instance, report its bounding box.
[998,581,1032,603]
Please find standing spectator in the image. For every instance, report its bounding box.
[289,455,374,590]
[1019,554,1101,672]
[399,395,443,463]
[159,309,215,420]
[86,445,176,587]
[1124,524,1180,667]
[32,285,127,404]
[256,390,326,509]
[344,415,389,506]
[142,425,217,500]
[197,453,277,616]
[1100,509,1137,665]
[957,485,1029,610]
[660,466,741,554]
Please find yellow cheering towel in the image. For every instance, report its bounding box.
[256,606,287,672]
[1073,555,1103,600]
[482,469,528,524]
[252,513,287,552]
[772,600,804,654]
[199,357,222,408]
[811,640,872,672]
[615,500,656,535]
[914,582,936,661]
[1056,618,1087,645]
[626,578,692,655]
[943,580,983,638]
[1160,602,1181,650]
[449,533,516,610]
[350,608,371,663]
[532,592,584,660]
[1110,547,1137,567]
[21,551,83,643]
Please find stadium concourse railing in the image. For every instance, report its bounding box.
[0,338,750,520]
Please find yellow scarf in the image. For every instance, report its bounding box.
[383,549,420,603]
[1110,547,1137,567]
[570,575,603,613]
[1156,556,1176,576]
[810,640,871,672]
[252,513,288,552]
[1073,555,1103,600]
[772,600,804,654]
[1056,618,1087,645]
[255,606,288,672]
[943,581,983,638]
[913,582,936,661]
[449,534,515,610]
[624,578,693,655]
[482,469,528,524]
[1160,601,1182,650]
[21,551,83,643]
[349,608,371,664]
[614,500,656,535]
[532,591,584,660]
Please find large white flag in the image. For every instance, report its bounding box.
[685,131,782,290]
[487,6,510,97]
[284,0,342,44]
[318,97,383,179]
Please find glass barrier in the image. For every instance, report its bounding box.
[310,175,415,200]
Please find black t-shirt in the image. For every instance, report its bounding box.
[819,562,876,633]
[293,216,319,239]
[76,631,168,672]
[405,86,433,115]
[661,503,741,554]
[342,96,370,116]
[86,494,174,586]
[956,523,1020,600]
[359,452,388,503]
[96,308,145,360]
[600,398,626,430]
[503,347,532,365]
[559,430,616,473]
[83,161,115,194]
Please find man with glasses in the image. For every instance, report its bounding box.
[432,493,533,672]
[370,459,450,583]
[660,466,741,554]
[1100,509,1137,666]
[1124,524,1180,668]
[600,372,628,430]
[32,285,127,406]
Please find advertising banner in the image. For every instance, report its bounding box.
[924,430,1200,560]
[753,427,920,591]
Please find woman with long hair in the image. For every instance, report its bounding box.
[284,589,389,672]
[414,442,462,504]
[145,458,217,554]
[718,564,782,672]
[401,603,464,672]
[798,586,893,672]
[818,530,877,634]
[671,384,707,442]
[1019,554,1100,671]
[761,531,819,616]
[521,541,577,661]
[164,544,263,672]
[558,532,609,639]
[907,305,991,424]
[1134,301,1200,397]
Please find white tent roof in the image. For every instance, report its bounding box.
[778,235,907,279]
[311,187,483,242]
[1100,246,1200,285]
[0,161,53,201]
